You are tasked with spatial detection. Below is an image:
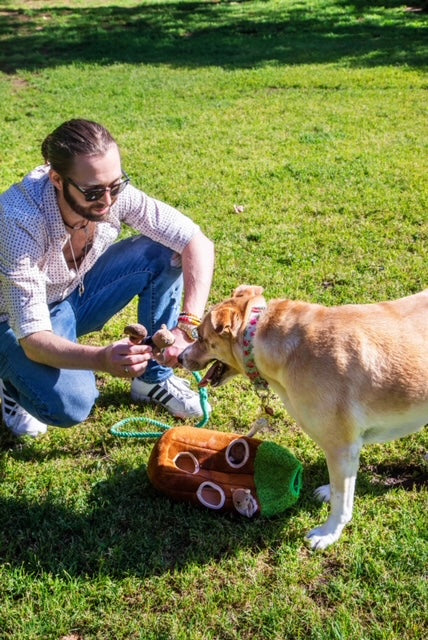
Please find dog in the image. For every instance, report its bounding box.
[179,285,428,549]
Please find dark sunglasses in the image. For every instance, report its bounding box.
[66,171,130,202]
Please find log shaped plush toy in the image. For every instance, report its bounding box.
[147,426,303,517]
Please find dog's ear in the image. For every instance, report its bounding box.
[232,285,264,299]
[211,306,242,337]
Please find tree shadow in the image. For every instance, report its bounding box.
[1,448,425,580]
[0,459,304,579]
[0,1,426,74]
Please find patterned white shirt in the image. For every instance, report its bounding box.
[0,165,200,339]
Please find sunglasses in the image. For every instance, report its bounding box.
[66,171,130,202]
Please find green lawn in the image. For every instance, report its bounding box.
[0,1,427,638]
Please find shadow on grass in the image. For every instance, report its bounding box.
[0,447,425,579]
[0,458,305,579]
[0,0,426,74]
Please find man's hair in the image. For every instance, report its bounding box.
[41,119,117,175]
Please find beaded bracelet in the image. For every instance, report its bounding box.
[178,312,201,326]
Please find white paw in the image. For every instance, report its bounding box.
[314,484,331,503]
[305,525,341,551]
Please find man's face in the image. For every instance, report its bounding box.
[54,144,125,222]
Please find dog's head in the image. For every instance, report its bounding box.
[178,285,265,387]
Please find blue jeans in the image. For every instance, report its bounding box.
[0,235,183,427]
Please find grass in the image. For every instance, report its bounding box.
[0,1,427,638]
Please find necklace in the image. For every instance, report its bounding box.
[65,224,92,296]
[63,220,89,231]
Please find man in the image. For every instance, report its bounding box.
[0,119,214,437]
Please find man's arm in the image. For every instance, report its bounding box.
[20,331,152,379]
[180,229,215,318]
[161,230,215,366]
[19,227,214,374]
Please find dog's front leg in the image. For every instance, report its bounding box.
[305,443,361,550]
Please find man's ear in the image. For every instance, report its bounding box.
[232,285,264,299]
[48,168,63,192]
[210,306,242,338]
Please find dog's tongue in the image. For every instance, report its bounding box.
[198,361,221,387]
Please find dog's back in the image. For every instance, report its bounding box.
[256,289,428,445]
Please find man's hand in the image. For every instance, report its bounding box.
[153,327,193,368]
[103,338,153,378]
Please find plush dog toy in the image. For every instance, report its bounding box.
[147,426,302,517]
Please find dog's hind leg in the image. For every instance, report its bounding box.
[305,443,361,550]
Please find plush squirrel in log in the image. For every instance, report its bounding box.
[147,426,303,518]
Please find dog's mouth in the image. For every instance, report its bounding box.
[198,360,230,388]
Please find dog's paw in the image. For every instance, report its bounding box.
[314,484,331,503]
[305,525,342,551]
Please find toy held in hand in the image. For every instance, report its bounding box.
[147,426,303,518]
[124,323,175,356]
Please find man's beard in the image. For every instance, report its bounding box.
[62,182,111,221]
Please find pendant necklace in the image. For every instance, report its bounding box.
[64,221,91,297]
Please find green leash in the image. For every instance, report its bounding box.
[110,372,210,439]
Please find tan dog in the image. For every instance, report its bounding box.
[179,285,428,549]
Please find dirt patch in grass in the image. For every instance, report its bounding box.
[366,462,427,490]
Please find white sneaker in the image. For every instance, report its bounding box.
[131,374,211,420]
[0,380,48,437]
